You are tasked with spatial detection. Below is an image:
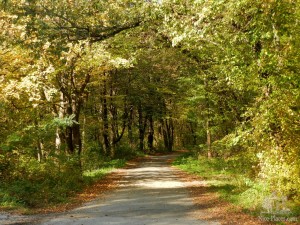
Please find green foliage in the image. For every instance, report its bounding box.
[0,0,299,214]
[174,154,299,217]
[52,115,78,128]
[0,153,126,209]
[83,159,126,183]
[113,143,142,159]
[174,153,240,180]
[0,155,82,207]
[162,0,300,204]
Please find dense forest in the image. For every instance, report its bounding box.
[0,0,299,214]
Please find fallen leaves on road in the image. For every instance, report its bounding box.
[7,152,298,225]
[31,156,148,214]
[173,168,298,225]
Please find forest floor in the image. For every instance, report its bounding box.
[0,153,285,225]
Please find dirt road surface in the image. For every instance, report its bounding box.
[1,154,220,225]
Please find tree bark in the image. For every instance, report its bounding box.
[128,105,134,147]
[55,69,90,156]
[147,115,154,151]
[206,119,212,158]
[162,118,174,152]
[204,77,212,158]
[101,79,110,156]
[138,103,146,152]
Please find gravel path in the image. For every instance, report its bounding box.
[1,154,220,225]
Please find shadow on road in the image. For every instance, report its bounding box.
[2,154,220,225]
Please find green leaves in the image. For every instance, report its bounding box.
[52,114,78,128]
[0,0,299,211]
[159,0,300,200]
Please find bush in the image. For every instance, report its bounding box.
[0,155,83,208]
[114,143,141,159]
[172,153,299,215]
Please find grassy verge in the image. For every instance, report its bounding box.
[173,153,300,223]
[0,158,126,212]
[83,159,126,183]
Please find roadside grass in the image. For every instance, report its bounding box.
[83,159,126,183]
[0,158,126,212]
[173,153,300,221]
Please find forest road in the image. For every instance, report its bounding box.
[3,154,220,225]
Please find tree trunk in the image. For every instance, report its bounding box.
[147,115,154,151]
[37,137,44,162]
[162,118,174,152]
[81,115,86,152]
[138,103,146,152]
[204,77,212,158]
[128,105,134,147]
[54,69,90,156]
[189,122,197,146]
[101,79,110,155]
[72,123,82,155]
[55,92,65,152]
[34,118,44,162]
[206,119,212,158]
[63,101,83,155]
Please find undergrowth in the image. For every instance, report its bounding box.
[0,157,126,211]
[173,153,300,223]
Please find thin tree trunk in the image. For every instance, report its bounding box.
[102,79,110,155]
[206,119,212,158]
[55,92,65,152]
[128,105,134,147]
[204,77,212,158]
[138,104,146,152]
[81,115,86,152]
[147,115,154,151]
[37,136,44,162]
